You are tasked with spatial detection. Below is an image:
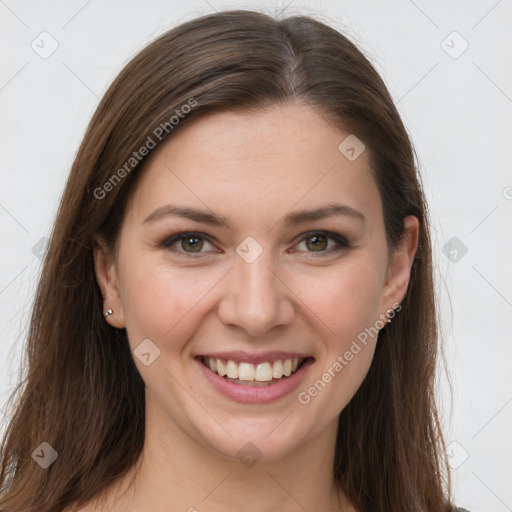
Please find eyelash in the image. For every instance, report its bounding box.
[160,230,352,258]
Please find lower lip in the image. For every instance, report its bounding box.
[195,357,314,404]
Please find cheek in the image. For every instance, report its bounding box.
[300,258,383,343]
[295,264,382,416]
[118,255,223,349]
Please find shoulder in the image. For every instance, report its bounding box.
[454,508,473,512]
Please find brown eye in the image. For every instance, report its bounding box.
[295,231,351,256]
[304,234,328,252]
[181,236,204,252]
[161,232,216,255]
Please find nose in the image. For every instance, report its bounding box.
[217,249,295,337]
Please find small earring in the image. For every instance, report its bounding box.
[386,308,395,323]
[104,308,113,318]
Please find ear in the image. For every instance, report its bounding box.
[379,215,419,314]
[93,236,126,329]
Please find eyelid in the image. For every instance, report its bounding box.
[160,231,217,256]
[290,230,351,256]
[160,230,351,257]
[293,230,349,245]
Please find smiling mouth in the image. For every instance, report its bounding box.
[197,356,311,386]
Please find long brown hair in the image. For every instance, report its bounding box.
[0,9,455,511]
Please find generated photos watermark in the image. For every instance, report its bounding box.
[297,303,401,405]
[93,98,197,200]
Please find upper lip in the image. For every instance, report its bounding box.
[196,351,313,364]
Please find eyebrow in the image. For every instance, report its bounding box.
[142,202,365,227]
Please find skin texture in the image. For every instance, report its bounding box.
[91,100,419,512]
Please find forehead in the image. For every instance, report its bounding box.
[125,101,382,229]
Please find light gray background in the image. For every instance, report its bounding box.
[1,1,511,510]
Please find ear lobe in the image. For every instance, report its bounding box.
[93,237,126,329]
[380,215,419,310]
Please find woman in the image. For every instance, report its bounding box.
[0,9,471,512]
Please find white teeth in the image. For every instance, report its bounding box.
[255,362,273,381]
[272,360,283,378]
[216,359,226,377]
[226,360,238,379]
[203,357,303,381]
[283,359,292,377]
[238,362,255,381]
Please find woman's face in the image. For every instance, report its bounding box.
[95,101,418,461]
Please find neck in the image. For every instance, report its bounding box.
[98,402,353,512]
